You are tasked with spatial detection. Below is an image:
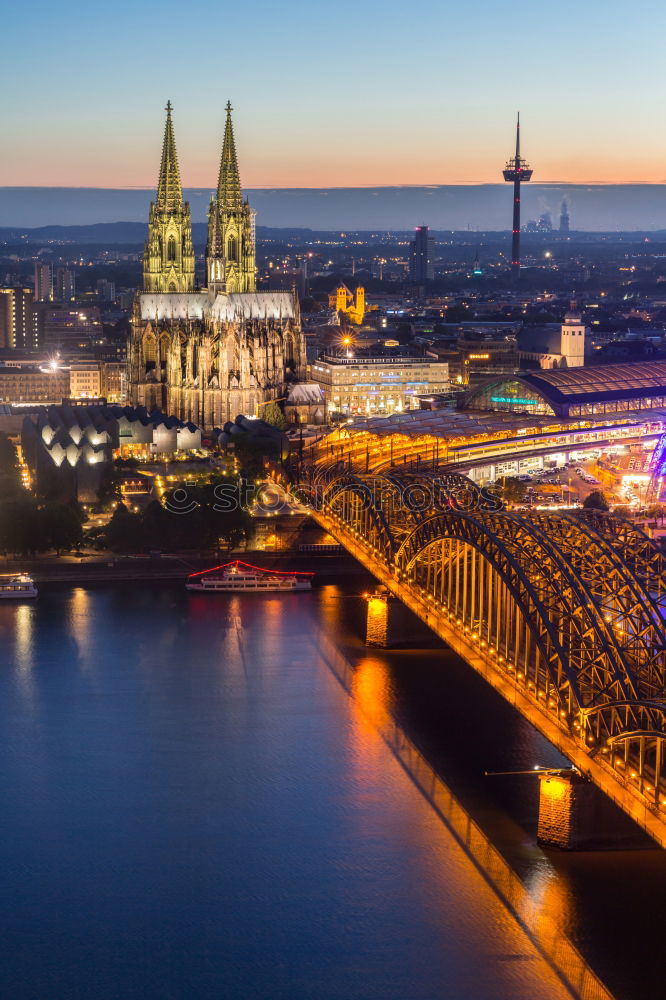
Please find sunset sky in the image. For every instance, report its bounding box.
[3,0,666,189]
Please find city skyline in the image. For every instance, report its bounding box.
[3,0,666,189]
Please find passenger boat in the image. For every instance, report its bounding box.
[0,574,38,599]
[186,560,313,593]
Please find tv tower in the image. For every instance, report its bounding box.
[502,113,533,279]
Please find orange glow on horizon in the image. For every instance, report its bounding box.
[7,152,666,189]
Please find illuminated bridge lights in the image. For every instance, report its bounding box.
[313,466,666,845]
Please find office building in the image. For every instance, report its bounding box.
[409,226,434,283]
[69,364,102,400]
[54,268,76,302]
[96,279,116,302]
[41,306,103,351]
[34,263,53,302]
[311,351,449,416]
[0,288,36,349]
[0,363,69,405]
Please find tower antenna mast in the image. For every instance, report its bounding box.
[502,113,533,280]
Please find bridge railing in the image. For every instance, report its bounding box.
[316,469,666,837]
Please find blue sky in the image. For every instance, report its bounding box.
[3,0,666,188]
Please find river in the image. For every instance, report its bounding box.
[0,581,662,999]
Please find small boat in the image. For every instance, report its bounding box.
[0,574,38,599]
[186,560,313,593]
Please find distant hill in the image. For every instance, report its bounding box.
[0,221,149,244]
[3,184,666,231]
[0,222,328,246]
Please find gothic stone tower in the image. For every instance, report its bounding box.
[206,102,256,293]
[143,102,196,294]
[128,101,306,427]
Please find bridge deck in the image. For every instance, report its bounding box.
[308,469,666,848]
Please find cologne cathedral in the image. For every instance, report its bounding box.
[128,101,305,427]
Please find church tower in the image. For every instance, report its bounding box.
[560,300,586,367]
[206,102,256,294]
[143,102,195,293]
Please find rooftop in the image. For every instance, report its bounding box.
[520,361,666,404]
[330,408,626,441]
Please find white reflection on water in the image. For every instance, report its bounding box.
[14,603,35,701]
[68,587,91,668]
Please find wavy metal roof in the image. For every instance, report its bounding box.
[520,361,666,403]
[336,408,597,441]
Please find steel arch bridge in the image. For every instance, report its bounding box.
[309,467,666,847]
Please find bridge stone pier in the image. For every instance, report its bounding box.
[365,588,421,648]
[302,465,666,849]
[537,771,648,849]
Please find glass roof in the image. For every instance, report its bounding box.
[521,362,666,401]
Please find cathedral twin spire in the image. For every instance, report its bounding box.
[156,101,184,213]
[143,101,195,294]
[207,101,256,294]
[142,100,256,295]
[217,101,243,211]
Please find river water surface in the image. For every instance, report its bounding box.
[0,582,663,999]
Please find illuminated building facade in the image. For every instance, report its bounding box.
[100,362,127,403]
[0,288,35,349]
[21,403,202,501]
[464,361,666,418]
[313,361,666,481]
[141,102,195,295]
[129,102,305,427]
[206,102,256,295]
[518,306,587,370]
[311,353,449,416]
[0,364,69,404]
[328,284,365,325]
[69,364,102,400]
[559,304,585,367]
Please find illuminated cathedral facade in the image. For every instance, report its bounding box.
[128,101,305,428]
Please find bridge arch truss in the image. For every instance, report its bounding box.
[318,471,666,831]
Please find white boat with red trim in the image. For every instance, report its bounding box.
[186,560,313,593]
[0,574,38,599]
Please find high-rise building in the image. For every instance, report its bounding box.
[34,263,53,301]
[502,113,533,279]
[0,288,36,349]
[42,306,103,351]
[96,279,116,302]
[559,199,570,233]
[54,267,76,302]
[409,226,434,283]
